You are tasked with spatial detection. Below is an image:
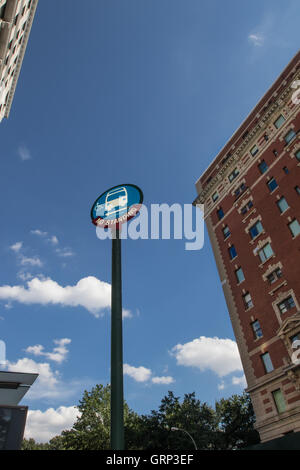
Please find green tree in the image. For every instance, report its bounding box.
[49,384,138,450]
[214,392,260,449]
[126,391,218,450]
[21,438,50,450]
[22,386,260,450]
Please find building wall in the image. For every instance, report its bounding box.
[194,50,300,442]
[0,0,38,121]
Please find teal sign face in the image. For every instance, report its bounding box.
[91,184,143,228]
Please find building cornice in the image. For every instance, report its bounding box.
[193,71,300,206]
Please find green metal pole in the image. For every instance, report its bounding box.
[110,227,124,450]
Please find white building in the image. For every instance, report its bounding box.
[0,0,38,121]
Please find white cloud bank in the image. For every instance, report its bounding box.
[171,336,243,377]
[25,338,71,364]
[0,276,131,317]
[25,406,79,443]
[124,363,174,385]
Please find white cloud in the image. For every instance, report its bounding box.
[151,376,174,385]
[5,356,82,401]
[55,247,74,258]
[17,271,33,281]
[0,275,131,317]
[25,406,79,443]
[124,364,174,385]
[232,375,247,388]
[171,336,243,377]
[10,241,23,253]
[18,145,32,161]
[20,255,43,267]
[48,235,59,246]
[248,33,264,46]
[218,381,225,391]
[31,230,48,237]
[25,338,71,364]
[123,363,152,383]
[6,357,60,398]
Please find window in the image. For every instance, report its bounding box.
[258,160,268,174]
[229,245,237,260]
[223,226,230,239]
[274,114,285,129]
[241,200,253,215]
[8,40,12,50]
[228,168,239,183]
[288,219,300,238]
[212,191,219,202]
[0,4,6,19]
[278,296,296,314]
[217,208,224,220]
[251,320,263,339]
[235,267,245,283]
[268,178,278,192]
[250,145,259,156]
[267,267,282,284]
[258,243,274,263]
[14,14,18,25]
[235,183,246,198]
[290,334,300,346]
[264,134,269,142]
[261,352,274,373]
[295,150,300,162]
[249,221,263,239]
[295,186,300,195]
[277,197,289,213]
[272,389,286,414]
[243,292,253,309]
[285,129,296,145]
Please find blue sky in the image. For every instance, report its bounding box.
[0,0,299,441]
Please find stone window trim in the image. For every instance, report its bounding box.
[272,289,299,326]
[262,262,283,282]
[289,143,300,160]
[277,313,300,361]
[288,218,300,240]
[278,122,296,142]
[238,195,254,214]
[253,236,275,266]
[269,281,288,297]
[245,215,264,238]
[231,177,246,197]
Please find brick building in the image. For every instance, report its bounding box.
[193,50,300,442]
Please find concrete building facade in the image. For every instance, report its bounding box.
[194,50,300,442]
[0,0,38,121]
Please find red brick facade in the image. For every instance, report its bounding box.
[194,50,300,442]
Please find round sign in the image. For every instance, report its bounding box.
[91,184,143,228]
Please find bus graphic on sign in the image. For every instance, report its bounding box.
[104,187,128,216]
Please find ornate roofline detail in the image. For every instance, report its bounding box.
[193,72,300,206]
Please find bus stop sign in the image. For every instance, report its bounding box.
[91,184,143,228]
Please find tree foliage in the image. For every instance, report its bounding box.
[22,385,260,450]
